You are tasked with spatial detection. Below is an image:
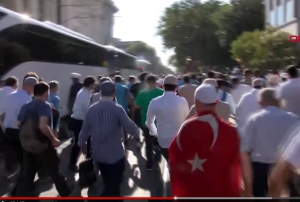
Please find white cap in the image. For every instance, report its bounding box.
[195,84,218,104]
[156,78,163,85]
[70,72,81,78]
[163,74,177,85]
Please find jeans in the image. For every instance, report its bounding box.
[69,118,83,168]
[97,157,125,197]
[15,145,70,196]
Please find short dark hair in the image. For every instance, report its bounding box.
[254,69,260,77]
[114,75,123,83]
[128,75,136,82]
[244,69,253,76]
[5,76,18,87]
[207,71,215,78]
[49,81,59,90]
[254,86,263,89]
[139,72,149,82]
[34,82,49,96]
[145,75,156,84]
[183,74,190,83]
[83,76,96,87]
[286,65,299,78]
[164,84,177,91]
[190,74,197,80]
[23,72,39,82]
[216,79,225,88]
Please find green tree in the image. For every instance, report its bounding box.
[231,28,300,70]
[126,41,156,55]
[157,0,264,71]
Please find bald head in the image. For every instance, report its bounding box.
[258,88,279,107]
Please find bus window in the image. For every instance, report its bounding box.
[0,23,107,76]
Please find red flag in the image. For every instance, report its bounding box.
[168,111,241,197]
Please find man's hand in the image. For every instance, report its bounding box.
[51,138,60,148]
[81,144,87,155]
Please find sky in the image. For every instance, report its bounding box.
[113,0,229,71]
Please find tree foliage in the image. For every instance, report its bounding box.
[158,0,264,71]
[231,28,300,70]
[126,41,156,55]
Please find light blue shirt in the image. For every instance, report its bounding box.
[3,89,32,129]
[48,92,60,131]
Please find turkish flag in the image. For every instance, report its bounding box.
[168,111,241,197]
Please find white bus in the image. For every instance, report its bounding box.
[0,7,139,116]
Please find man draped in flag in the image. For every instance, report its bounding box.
[169,83,241,197]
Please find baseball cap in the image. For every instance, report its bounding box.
[23,77,38,85]
[203,78,217,87]
[100,81,116,96]
[163,74,177,85]
[70,72,81,78]
[195,84,218,104]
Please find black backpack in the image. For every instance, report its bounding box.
[19,102,48,154]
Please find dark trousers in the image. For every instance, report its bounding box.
[159,146,169,163]
[97,158,125,197]
[252,161,272,197]
[5,128,22,172]
[69,118,83,167]
[141,127,154,167]
[15,145,70,196]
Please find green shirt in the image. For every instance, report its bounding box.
[135,87,164,127]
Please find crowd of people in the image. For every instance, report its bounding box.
[0,65,300,198]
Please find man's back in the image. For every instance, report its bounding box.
[236,90,260,132]
[115,83,129,111]
[178,84,197,108]
[277,79,300,116]
[169,115,241,196]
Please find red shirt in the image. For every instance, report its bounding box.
[168,111,241,197]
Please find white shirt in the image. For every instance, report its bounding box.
[146,92,189,148]
[231,84,253,106]
[236,89,260,133]
[244,106,299,163]
[3,89,32,129]
[277,78,300,116]
[218,89,236,115]
[71,88,91,120]
[0,86,15,116]
[282,130,300,169]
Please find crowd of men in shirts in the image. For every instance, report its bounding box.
[0,65,300,198]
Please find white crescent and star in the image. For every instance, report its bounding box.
[175,114,219,172]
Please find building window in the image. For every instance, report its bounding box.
[285,0,293,22]
[276,0,283,25]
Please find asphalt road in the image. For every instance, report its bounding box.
[0,134,168,201]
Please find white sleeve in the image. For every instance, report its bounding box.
[282,134,300,169]
[145,100,157,136]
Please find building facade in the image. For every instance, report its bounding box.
[61,0,117,44]
[0,0,58,22]
[265,0,300,35]
[0,0,117,45]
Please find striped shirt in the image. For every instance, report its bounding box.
[78,97,139,164]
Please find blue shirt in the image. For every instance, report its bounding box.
[78,97,139,164]
[48,92,60,131]
[18,99,53,130]
[177,80,184,88]
[115,82,129,111]
[191,79,200,86]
